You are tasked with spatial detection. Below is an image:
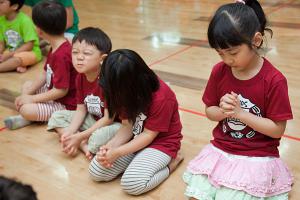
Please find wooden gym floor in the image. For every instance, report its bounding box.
[0,0,299,199]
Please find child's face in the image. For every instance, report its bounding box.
[0,0,11,16]
[72,40,104,74]
[216,44,257,71]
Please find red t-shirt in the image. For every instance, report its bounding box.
[76,74,105,121]
[122,79,183,158]
[202,58,293,157]
[44,41,77,110]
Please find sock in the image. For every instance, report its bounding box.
[4,115,31,130]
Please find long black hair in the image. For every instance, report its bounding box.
[100,49,159,123]
[207,0,272,49]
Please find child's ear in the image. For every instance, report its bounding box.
[252,32,263,48]
[100,54,108,62]
[11,4,19,11]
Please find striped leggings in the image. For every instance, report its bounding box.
[89,148,172,195]
[35,85,66,121]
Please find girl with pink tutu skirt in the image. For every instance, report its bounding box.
[183,0,293,199]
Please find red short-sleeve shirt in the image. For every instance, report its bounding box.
[202,58,293,157]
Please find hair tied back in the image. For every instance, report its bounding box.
[235,0,246,4]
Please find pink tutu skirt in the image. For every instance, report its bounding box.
[186,144,293,198]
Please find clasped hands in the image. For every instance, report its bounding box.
[96,145,120,168]
[219,91,243,118]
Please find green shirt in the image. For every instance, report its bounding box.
[25,0,79,34]
[0,12,42,61]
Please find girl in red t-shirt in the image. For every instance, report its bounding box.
[183,0,293,200]
[89,49,183,195]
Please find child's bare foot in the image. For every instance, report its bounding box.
[168,151,184,173]
[16,67,27,73]
[80,141,94,160]
[85,151,95,161]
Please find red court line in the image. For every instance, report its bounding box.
[179,107,207,117]
[282,134,300,142]
[149,45,193,67]
[0,127,6,131]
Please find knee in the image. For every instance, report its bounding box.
[88,159,115,182]
[88,126,115,154]
[121,172,148,195]
[19,105,37,121]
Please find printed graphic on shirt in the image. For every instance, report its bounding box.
[132,113,147,136]
[223,94,261,139]
[84,94,104,118]
[5,29,23,51]
[46,64,53,87]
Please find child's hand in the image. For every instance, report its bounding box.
[96,146,119,168]
[60,129,74,142]
[14,95,35,111]
[219,92,239,116]
[1,52,13,62]
[15,96,22,111]
[220,92,242,117]
[227,91,243,118]
[61,134,81,156]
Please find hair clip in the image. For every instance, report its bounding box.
[235,0,246,4]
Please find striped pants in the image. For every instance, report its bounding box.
[35,85,66,121]
[89,148,172,195]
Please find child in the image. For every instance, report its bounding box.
[0,0,41,73]
[89,49,184,195]
[24,0,79,39]
[0,176,37,200]
[4,0,77,130]
[47,27,120,160]
[183,1,293,199]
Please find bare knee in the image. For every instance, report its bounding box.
[19,104,38,121]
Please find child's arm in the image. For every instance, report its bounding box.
[14,41,34,53]
[205,106,228,122]
[0,41,5,54]
[236,110,286,139]
[1,41,34,61]
[0,41,5,62]
[62,109,114,155]
[104,119,134,148]
[23,72,47,95]
[62,104,87,137]
[221,92,287,138]
[17,87,68,107]
[98,126,159,168]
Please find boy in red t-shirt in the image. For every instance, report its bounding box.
[4,0,77,130]
[47,27,120,160]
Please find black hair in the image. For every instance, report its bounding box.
[100,49,159,122]
[8,0,24,11]
[32,0,66,35]
[207,0,272,49]
[0,176,37,200]
[72,27,112,54]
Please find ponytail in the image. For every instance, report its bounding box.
[244,0,273,37]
